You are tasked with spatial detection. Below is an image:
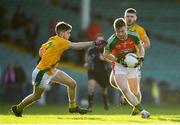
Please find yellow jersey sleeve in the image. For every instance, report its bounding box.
[129,24,149,44]
[137,27,148,43]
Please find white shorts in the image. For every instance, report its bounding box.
[113,63,139,79]
[32,68,58,90]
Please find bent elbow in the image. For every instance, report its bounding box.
[144,43,150,49]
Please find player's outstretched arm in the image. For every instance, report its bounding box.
[69,41,94,50]
[70,37,106,50]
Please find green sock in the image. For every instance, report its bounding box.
[132,107,140,112]
[17,103,25,111]
[136,93,141,102]
[69,101,77,109]
[135,104,144,112]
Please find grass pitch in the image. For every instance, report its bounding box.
[0,104,180,124]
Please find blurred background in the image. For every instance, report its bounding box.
[0,0,180,107]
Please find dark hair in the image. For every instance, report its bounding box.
[55,21,72,35]
[125,8,137,15]
[113,18,126,30]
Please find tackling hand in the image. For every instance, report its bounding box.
[94,36,107,46]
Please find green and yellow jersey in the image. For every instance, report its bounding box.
[37,35,71,74]
[128,23,148,44]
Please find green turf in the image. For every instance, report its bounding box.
[0,104,180,124]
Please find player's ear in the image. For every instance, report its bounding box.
[124,15,126,19]
[59,31,64,37]
[134,15,137,21]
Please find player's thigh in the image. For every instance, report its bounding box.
[128,77,139,95]
[95,71,109,88]
[32,68,53,90]
[127,68,139,94]
[51,70,76,87]
[87,71,97,89]
[109,70,118,89]
[114,74,129,91]
[113,63,129,90]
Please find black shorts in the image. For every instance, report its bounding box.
[88,70,109,88]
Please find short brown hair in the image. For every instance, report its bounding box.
[113,18,126,30]
[55,21,72,35]
[125,8,137,15]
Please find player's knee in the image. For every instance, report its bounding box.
[88,87,94,93]
[129,87,138,95]
[121,88,129,95]
[33,94,41,101]
[131,90,138,96]
[88,83,94,90]
[36,96,41,100]
[70,80,76,89]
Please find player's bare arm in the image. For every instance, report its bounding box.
[70,42,94,50]
[136,41,145,58]
[70,36,106,50]
[143,36,150,49]
[103,49,117,63]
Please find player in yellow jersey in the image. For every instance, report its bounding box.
[11,21,106,117]
[125,8,150,115]
[125,8,150,49]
